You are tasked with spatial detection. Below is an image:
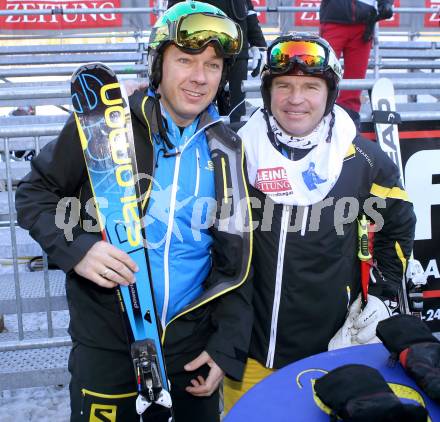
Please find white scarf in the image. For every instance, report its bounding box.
[238,105,356,206]
[268,114,330,150]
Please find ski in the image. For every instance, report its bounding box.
[71,62,172,416]
[370,77,427,316]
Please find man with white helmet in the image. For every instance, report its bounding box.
[16,2,253,421]
[224,32,416,411]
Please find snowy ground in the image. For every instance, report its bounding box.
[1,290,70,421]
[3,311,70,333]
[0,385,70,422]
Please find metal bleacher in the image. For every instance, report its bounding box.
[0,37,152,392]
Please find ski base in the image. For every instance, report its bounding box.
[370,77,427,316]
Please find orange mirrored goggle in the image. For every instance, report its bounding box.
[268,39,333,75]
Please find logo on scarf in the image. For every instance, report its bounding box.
[302,162,327,191]
[256,167,293,196]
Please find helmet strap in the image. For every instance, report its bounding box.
[150,93,175,151]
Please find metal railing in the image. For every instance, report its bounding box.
[2,76,439,103]
[0,129,68,344]
[0,5,438,16]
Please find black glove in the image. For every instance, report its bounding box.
[377,314,440,403]
[216,87,231,116]
[362,9,378,42]
[314,364,428,421]
[377,0,394,21]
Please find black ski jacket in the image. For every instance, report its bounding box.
[239,109,416,369]
[15,92,253,380]
[167,0,267,59]
[320,0,394,24]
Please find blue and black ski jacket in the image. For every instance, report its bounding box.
[239,107,415,370]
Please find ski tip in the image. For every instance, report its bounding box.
[71,62,113,82]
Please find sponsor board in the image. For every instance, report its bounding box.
[0,0,152,33]
[362,120,440,331]
[0,0,122,30]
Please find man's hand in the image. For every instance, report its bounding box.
[73,241,139,288]
[328,304,358,350]
[328,294,391,350]
[377,314,440,403]
[184,351,224,397]
[353,295,391,343]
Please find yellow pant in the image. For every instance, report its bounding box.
[223,358,275,414]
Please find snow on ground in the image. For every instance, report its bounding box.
[0,385,70,422]
[3,311,70,333]
[1,307,70,421]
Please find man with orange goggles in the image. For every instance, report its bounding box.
[223,32,415,417]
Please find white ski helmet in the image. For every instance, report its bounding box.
[147,1,243,91]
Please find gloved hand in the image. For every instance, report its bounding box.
[377,0,394,20]
[377,314,440,403]
[328,294,391,350]
[249,46,265,78]
[314,364,428,422]
[362,9,378,42]
[406,258,427,287]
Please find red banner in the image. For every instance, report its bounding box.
[149,0,156,25]
[424,0,440,27]
[294,0,320,27]
[0,0,122,30]
[251,0,266,25]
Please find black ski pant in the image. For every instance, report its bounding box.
[68,342,220,422]
[226,58,248,123]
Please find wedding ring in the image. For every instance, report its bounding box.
[101,268,110,279]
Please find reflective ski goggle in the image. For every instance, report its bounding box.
[268,39,341,79]
[151,13,243,57]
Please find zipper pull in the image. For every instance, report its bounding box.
[194,147,201,197]
[196,147,201,167]
[80,388,85,416]
[346,285,351,310]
